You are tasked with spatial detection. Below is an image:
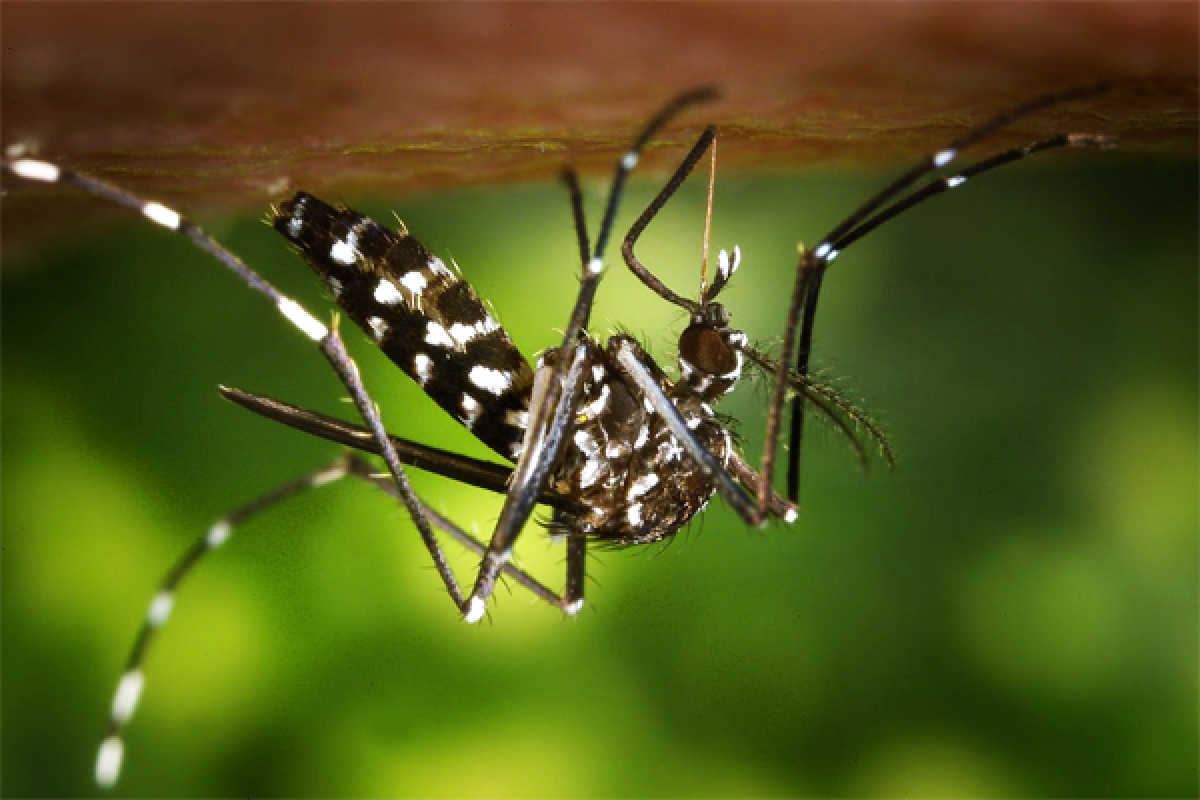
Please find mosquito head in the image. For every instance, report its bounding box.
[677,302,746,401]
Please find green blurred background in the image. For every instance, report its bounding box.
[3,153,1196,797]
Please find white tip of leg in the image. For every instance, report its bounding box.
[463,596,487,624]
[565,598,585,616]
[933,148,957,168]
[784,507,799,524]
[95,735,125,789]
[621,151,639,171]
[141,202,182,230]
[813,243,832,260]
[112,670,145,724]
[10,158,60,183]
[206,519,232,549]
[147,590,174,627]
[946,175,967,188]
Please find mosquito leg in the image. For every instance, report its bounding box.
[4,160,305,315]
[464,343,590,621]
[94,455,356,789]
[462,89,718,622]
[727,452,797,521]
[341,455,568,610]
[562,521,588,616]
[620,125,718,311]
[557,87,718,363]
[4,159,466,612]
[319,322,467,609]
[830,132,1117,253]
[811,82,1109,258]
[611,335,774,525]
[777,85,1112,504]
[760,246,822,504]
[561,167,591,266]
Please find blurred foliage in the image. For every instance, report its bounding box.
[3,152,1196,798]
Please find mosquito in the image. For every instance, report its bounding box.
[2,84,1114,789]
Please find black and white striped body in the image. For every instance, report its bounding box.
[275,192,534,460]
[277,192,750,546]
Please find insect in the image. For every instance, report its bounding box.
[2,85,1114,789]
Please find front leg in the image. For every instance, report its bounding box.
[464,344,590,622]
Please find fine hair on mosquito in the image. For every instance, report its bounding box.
[2,84,1115,789]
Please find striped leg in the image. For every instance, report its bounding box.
[462,87,719,621]
[94,457,354,789]
[3,158,468,612]
[771,85,1117,504]
[94,452,568,788]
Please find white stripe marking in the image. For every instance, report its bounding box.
[946,175,967,188]
[367,316,387,341]
[311,463,347,487]
[425,321,455,348]
[580,458,604,489]
[565,597,585,615]
[374,278,403,305]
[628,473,659,499]
[934,148,957,168]
[413,353,433,385]
[147,591,174,627]
[581,384,610,417]
[10,158,60,182]
[461,394,481,427]
[587,257,604,275]
[95,736,124,789]
[448,317,500,346]
[277,298,328,341]
[400,270,427,296]
[469,365,513,395]
[206,520,232,549]
[142,202,181,230]
[112,670,145,724]
[621,151,639,170]
[464,596,487,624]
[574,429,600,457]
[330,232,357,265]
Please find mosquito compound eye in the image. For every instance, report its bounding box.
[679,324,736,376]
